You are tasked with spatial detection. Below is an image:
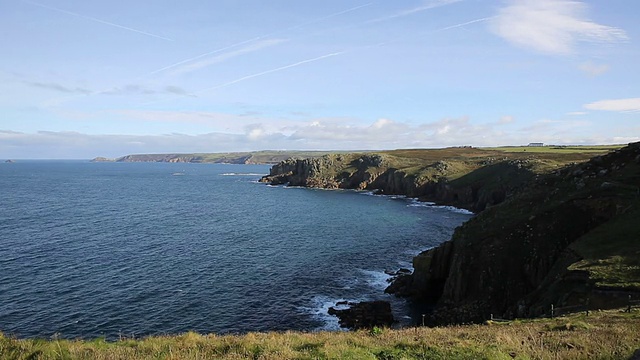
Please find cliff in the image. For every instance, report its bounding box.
[261,144,639,323]
[388,142,640,323]
[260,148,596,212]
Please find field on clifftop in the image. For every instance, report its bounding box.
[1,309,639,359]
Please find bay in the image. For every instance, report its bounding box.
[0,161,471,339]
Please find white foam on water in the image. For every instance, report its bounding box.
[303,295,361,331]
[359,269,393,290]
[396,260,413,270]
[406,200,436,207]
[406,199,474,215]
[220,173,266,176]
[430,205,474,215]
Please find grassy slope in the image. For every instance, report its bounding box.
[1,310,638,359]
[569,203,640,289]
[379,146,616,178]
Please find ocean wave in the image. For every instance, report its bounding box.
[406,199,436,207]
[429,205,474,215]
[359,269,393,290]
[407,199,474,215]
[220,173,266,176]
[302,295,360,331]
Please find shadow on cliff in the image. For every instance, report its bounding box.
[387,142,640,324]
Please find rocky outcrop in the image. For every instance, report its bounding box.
[90,157,114,162]
[327,301,394,329]
[387,142,640,324]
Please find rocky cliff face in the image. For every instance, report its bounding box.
[387,142,640,323]
[260,153,537,212]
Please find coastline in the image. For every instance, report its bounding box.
[261,178,475,330]
[259,144,640,327]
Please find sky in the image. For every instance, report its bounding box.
[1,0,639,159]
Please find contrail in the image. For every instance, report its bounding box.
[143,16,491,105]
[194,17,492,94]
[21,0,173,41]
[365,0,464,25]
[147,2,372,76]
[141,51,344,106]
[170,39,288,76]
[193,52,344,94]
[432,16,493,32]
[370,16,493,49]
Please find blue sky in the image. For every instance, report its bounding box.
[1,0,639,159]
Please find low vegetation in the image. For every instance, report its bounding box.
[1,309,638,359]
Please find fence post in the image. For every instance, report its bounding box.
[490,313,494,321]
[628,295,632,313]
[551,304,555,318]
[585,298,590,316]
[421,314,425,327]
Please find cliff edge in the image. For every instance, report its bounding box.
[388,142,640,323]
[261,144,639,323]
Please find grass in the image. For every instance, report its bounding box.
[483,145,623,154]
[569,202,640,289]
[1,310,639,359]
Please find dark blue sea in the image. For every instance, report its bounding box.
[0,161,472,339]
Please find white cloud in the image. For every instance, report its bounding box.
[25,81,91,94]
[567,111,587,116]
[490,0,628,55]
[2,116,638,159]
[584,98,640,112]
[498,115,515,124]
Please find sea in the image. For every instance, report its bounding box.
[0,161,472,339]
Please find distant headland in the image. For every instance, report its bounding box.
[91,150,352,165]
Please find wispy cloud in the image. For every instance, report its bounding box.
[170,39,287,76]
[100,85,192,96]
[584,98,640,112]
[498,115,515,124]
[490,0,628,55]
[578,61,610,76]
[21,0,173,41]
[366,0,464,24]
[25,81,91,95]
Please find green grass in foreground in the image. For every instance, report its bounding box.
[1,310,639,359]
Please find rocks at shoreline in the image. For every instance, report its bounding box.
[327,301,394,329]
